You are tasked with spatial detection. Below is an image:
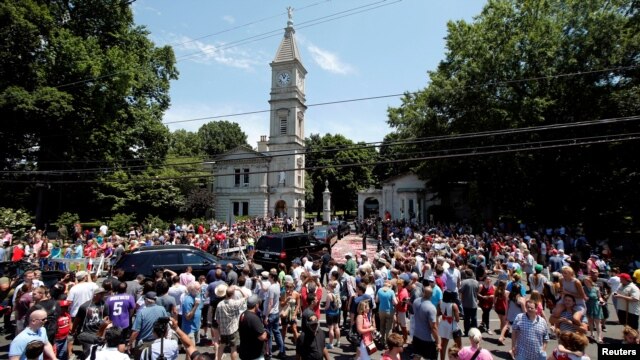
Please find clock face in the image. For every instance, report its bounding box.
[277,71,291,87]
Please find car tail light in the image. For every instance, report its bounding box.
[280,251,287,259]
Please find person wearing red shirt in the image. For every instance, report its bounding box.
[55,300,72,359]
[11,244,25,262]
[478,276,495,332]
[395,278,410,343]
[300,277,323,319]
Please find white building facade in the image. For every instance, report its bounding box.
[213,18,307,224]
[357,172,440,223]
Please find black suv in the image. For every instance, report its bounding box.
[253,232,326,269]
[330,220,350,237]
[114,245,244,281]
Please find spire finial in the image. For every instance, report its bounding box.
[287,6,294,26]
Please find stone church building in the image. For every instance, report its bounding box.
[212,18,306,224]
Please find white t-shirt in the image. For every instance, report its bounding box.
[303,260,314,273]
[608,276,621,294]
[168,284,187,315]
[445,268,460,292]
[94,347,131,360]
[67,282,99,317]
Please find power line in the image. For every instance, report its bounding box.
[171,1,330,49]
[7,114,638,174]
[2,131,637,183]
[169,0,397,62]
[162,64,640,126]
[54,0,394,89]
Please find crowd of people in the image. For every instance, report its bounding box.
[3,220,640,360]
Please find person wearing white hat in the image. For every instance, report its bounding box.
[214,285,248,360]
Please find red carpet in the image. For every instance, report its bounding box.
[330,233,379,262]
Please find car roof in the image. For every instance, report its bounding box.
[260,232,308,238]
[133,245,204,252]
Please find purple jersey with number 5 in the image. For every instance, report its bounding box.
[105,294,136,328]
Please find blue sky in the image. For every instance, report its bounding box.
[132,0,487,146]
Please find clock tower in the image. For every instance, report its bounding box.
[267,11,306,222]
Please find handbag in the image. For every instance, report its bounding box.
[365,341,377,355]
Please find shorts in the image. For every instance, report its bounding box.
[281,316,296,326]
[495,309,505,316]
[412,337,437,359]
[247,245,254,251]
[326,314,340,326]
[397,312,408,327]
[220,331,241,347]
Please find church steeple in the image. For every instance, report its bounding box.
[273,17,303,64]
[269,8,306,145]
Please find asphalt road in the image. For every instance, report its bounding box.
[0,233,626,359]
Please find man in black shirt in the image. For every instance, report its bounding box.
[73,288,107,359]
[295,315,329,360]
[239,295,267,360]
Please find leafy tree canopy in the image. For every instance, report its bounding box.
[197,120,249,158]
[0,0,178,223]
[387,0,640,233]
[305,133,377,214]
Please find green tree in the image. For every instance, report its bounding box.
[169,129,203,157]
[183,187,215,218]
[373,132,413,181]
[387,0,640,233]
[197,121,249,158]
[0,207,33,237]
[305,133,377,215]
[0,0,178,223]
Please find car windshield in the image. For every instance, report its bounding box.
[313,230,327,237]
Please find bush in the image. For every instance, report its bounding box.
[145,215,168,233]
[110,213,137,235]
[0,207,33,237]
[55,212,80,232]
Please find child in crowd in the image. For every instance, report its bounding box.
[551,331,590,360]
[55,300,72,360]
[622,325,639,344]
[529,291,546,320]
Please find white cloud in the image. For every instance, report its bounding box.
[173,35,261,70]
[222,15,235,24]
[307,44,354,75]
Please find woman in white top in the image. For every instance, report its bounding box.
[438,290,461,360]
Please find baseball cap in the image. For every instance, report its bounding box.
[76,271,88,280]
[620,273,631,282]
[144,291,157,301]
[261,271,269,279]
[93,288,107,296]
[345,252,353,258]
